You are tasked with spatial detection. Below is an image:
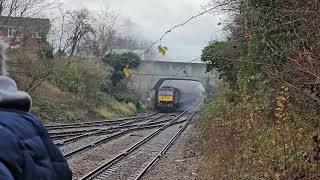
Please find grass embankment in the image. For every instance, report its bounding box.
[10,49,142,123]
[32,82,138,123]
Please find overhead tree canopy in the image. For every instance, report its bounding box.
[103,52,141,86]
[201,41,238,88]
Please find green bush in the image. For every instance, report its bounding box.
[93,90,115,106]
[115,93,141,110]
[61,63,86,93]
[36,41,54,60]
[103,52,141,86]
[32,97,82,123]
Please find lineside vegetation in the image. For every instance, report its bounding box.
[199,0,320,179]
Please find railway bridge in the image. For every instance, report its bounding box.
[131,60,219,101]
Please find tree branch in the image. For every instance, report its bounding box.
[138,3,224,57]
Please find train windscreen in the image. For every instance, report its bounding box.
[158,91,174,96]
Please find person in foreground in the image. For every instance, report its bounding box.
[0,42,72,180]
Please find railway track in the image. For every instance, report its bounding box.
[79,104,199,180]
[46,113,157,131]
[59,113,175,158]
[50,113,165,142]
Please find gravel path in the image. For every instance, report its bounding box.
[68,129,157,179]
[141,121,200,180]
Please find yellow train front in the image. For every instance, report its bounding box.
[155,86,180,112]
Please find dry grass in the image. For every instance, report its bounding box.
[96,102,137,119]
[198,88,320,179]
[96,107,117,118]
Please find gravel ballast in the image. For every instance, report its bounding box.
[68,129,157,179]
[141,122,200,180]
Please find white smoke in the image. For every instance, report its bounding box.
[160,80,206,111]
[0,41,9,76]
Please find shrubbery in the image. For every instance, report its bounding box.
[107,85,142,110]
[103,52,140,86]
[200,84,319,179]
[199,0,319,179]
[61,63,86,93]
[32,97,82,123]
[93,90,115,106]
[10,48,142,122]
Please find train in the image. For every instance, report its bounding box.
[155,86,180,112]
[152,78,206,112]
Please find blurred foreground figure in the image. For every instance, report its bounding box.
[0,41,72,180]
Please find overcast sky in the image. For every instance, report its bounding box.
[61,0,226,62]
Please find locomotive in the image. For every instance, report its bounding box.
[155,86,180,112]
[152,78,206,112]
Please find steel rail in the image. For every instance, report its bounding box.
[56,114,167,147]
[79,104,198,180]
[46,113,158,130]
[49,114,162,136]
[62,114,172,158]
[51,133,84,140]
[133,104,200,180]
[49,128,100,136]
[63,124,167,158]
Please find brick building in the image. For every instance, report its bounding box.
[0,16,50,48]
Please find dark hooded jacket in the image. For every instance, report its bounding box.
[0,76,72,180]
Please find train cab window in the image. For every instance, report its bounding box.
[165,91,174,96]
[159,91,173,96]
[158,91,166,96]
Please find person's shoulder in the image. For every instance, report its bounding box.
[20,112,47,131]
[0,110,27,124]
[0,120,20,151]
[1,109,39,121]
[0,109,46,132]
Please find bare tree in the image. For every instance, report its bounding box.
[0,0,54,19]
[52,6,153,58]
[63,8,94,57]
[75,8,120,57]
[92,8,120,57]
[55,1,65,52]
